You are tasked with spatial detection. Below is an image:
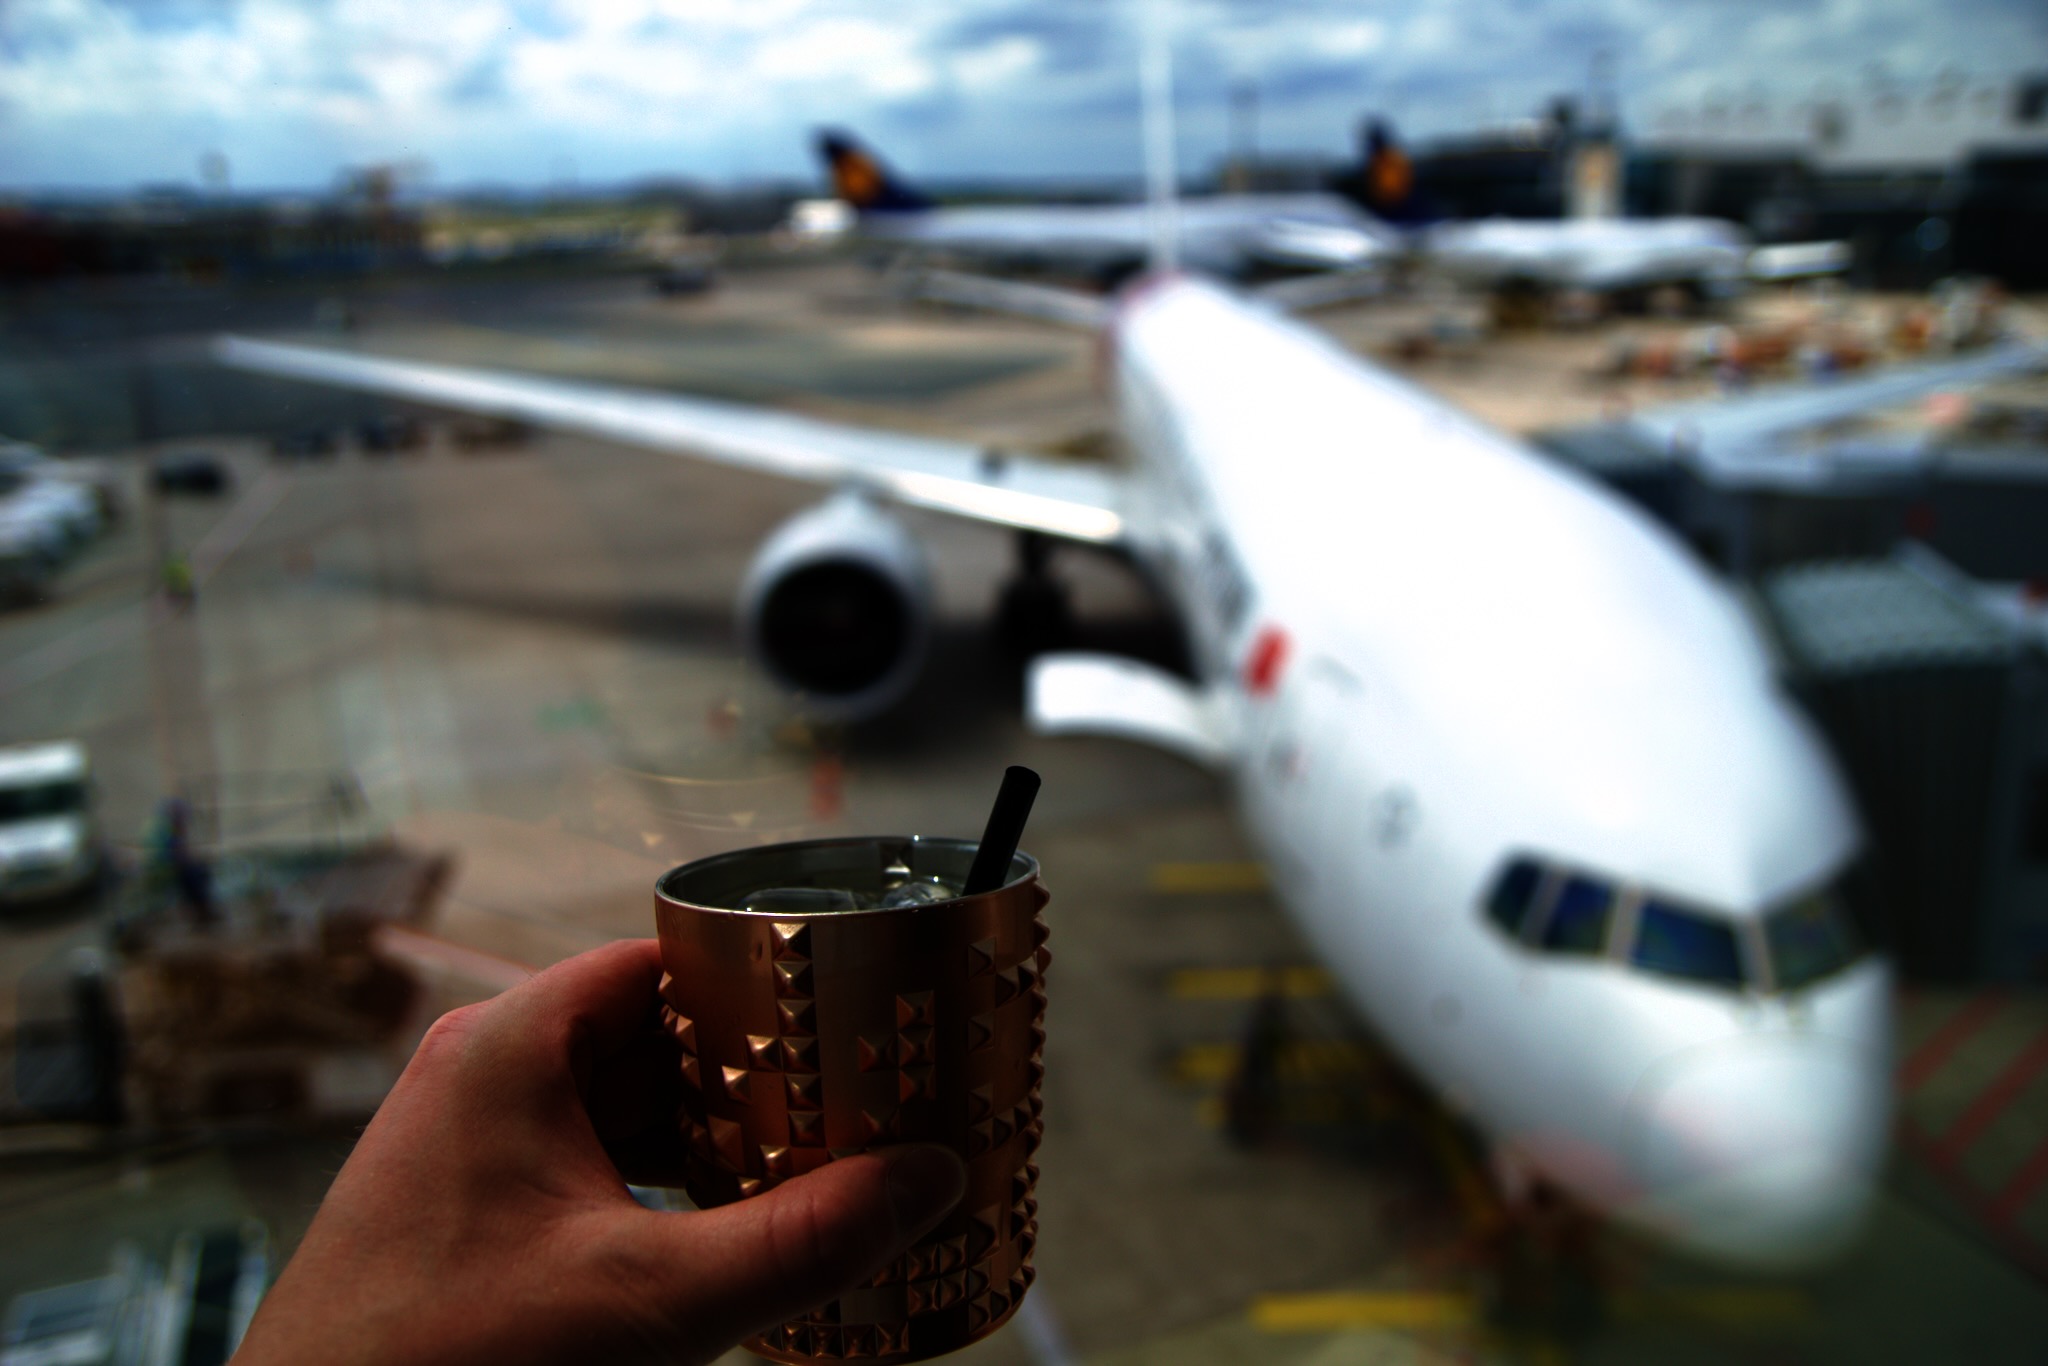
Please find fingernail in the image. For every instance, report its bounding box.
[881,1144,967,1235]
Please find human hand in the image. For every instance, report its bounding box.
[234,938,967,1365]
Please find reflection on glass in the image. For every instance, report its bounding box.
[1766,890,1863,991]
[1542,875,1613,954]
[1633,900,1745,987]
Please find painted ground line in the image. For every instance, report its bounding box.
[1148,861,1268,894]
[1897,992,2006,1095]
[191,469,288,587]
[1250,1288,1810,1332]
[0,603,141,699]
[1991,1128,2048,1224]
[1931,1024,2048,1167]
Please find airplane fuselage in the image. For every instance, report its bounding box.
[1106,275,1892,1267]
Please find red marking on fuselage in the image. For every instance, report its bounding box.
[1244,626,1290,697]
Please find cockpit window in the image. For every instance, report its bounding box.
[1632,900,1745,987]
[1540,875,1613,954]
[1486,858,1543,937]
[1765,890,1863,991]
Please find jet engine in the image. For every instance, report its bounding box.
[738,492,933,722]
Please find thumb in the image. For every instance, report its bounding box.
[633,1144,966,1350]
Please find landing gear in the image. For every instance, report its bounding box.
[995,532,1074,661]
[1475,1181,1605,1340]
[1223,983,1290,1149]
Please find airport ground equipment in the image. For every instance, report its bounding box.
[0,740,101,906]
[151,452,230,497]
[1535,342,2048,579]
[0,439,122,525]
[4,778,451,1137]
[1757,547,2048,983]
[0,445,114,601]
[109,837,451,1130]
[0,1224,269,1366]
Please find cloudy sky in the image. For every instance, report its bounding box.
[2,0,2042,193]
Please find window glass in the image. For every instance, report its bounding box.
[1633,900,1745,987]
[1765,890,1863,991]
[1540,875,1612,954]
[1485,858,1543,937]
[0,780,87,821]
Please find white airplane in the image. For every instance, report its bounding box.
[213,286,2048,1269]
[1423,215,1752,296]
[822,128,1843,306]
[817,129,1400,282]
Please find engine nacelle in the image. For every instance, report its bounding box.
[739,493,933,722]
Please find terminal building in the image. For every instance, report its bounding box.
[1399,71,2048,288]
[1756,550,2048,984]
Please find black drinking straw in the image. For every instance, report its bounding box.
[962,765,1041,895]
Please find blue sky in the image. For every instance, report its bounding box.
[1,0,2042,193]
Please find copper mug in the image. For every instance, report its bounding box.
[655,836,1049,1364]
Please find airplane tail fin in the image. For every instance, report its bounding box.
[815,130,934,214]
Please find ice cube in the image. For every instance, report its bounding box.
[736,886,861,914]
[877,877,962,909]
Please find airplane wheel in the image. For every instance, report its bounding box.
[1223,986,1290,1149]
[996,575,1073,659]
[995,533,1073,660]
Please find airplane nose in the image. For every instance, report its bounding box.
[1625,1038,1889,1269]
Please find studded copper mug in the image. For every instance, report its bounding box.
[655,836,1049,1364]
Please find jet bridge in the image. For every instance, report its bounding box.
[1755,547,2048,983]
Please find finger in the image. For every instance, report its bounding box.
[484,938,667,1075]
[625,1145,966,1348]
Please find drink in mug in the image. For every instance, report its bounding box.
[655,835,1048,1364]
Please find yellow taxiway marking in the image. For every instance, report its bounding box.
[1149,861,1269,894]
[1174,1041,1374,1084]
[1252,1288,1810,1333]
[1253,1292,1473,1332]
[1169,966,1333,1000]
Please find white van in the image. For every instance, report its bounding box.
[0,741,100,904]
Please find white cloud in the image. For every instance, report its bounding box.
[0,0,2039,189]
[953,35,1040,91]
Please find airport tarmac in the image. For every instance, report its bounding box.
[3,261,2047,1362]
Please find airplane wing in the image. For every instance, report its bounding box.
[1251,268,1389,314]
[1625,341,2048,474]
[216,337,1127,545]
[898,268,1111,330]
